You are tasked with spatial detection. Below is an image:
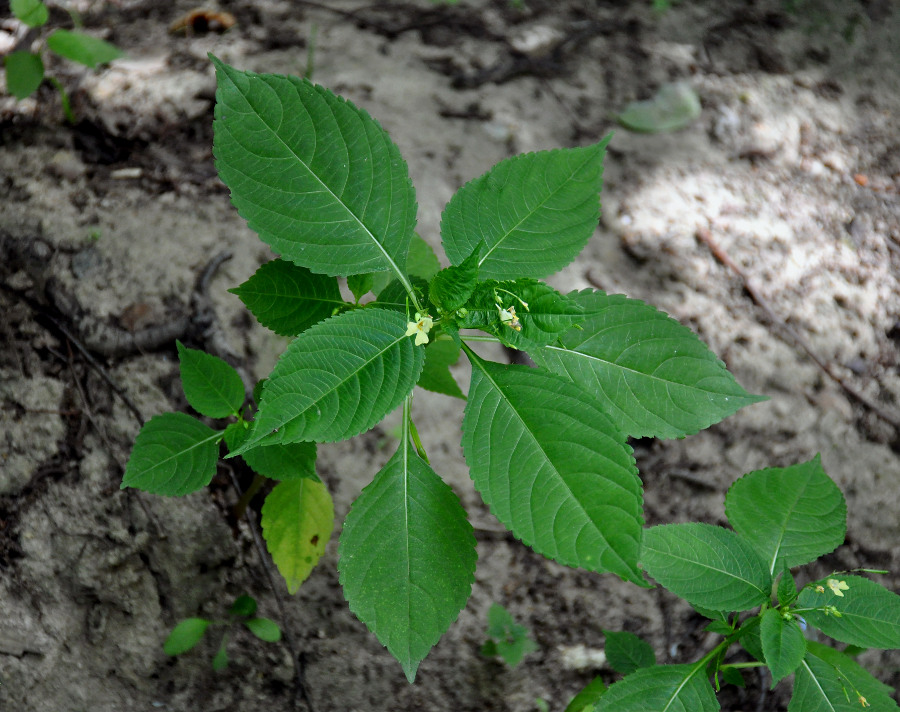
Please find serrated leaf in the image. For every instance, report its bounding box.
[461,353,645,583]
[791,641,899,712]
[760,608,806,685]
[374,276,430,315]
[224,422,318,481]
[618,82,701,133]
[229,259,344,336]
[531,290,766,439]
[46,29,123,68]
[641,523,771,611]
[261,478,333,594]
[429,243,481,312]
[338,441,477,682]
[347,273,375,302]
[778,567,798,606]
[11,0,48,27]
[371,233,440,296]
[565,676,608,712]
[442,137,610,280]
[417,339,465,399]
[177,341,245,418]
[798,576,900,649]
[230,308,424,453]
[484,603,538,667]
[595,664,719,712]
[211,57,417,280]
[4,51,44,100]
[244,617,282,642]
[164,618,211,656]
[122,413,221,496]
[725,455,846,574]
[603,630,656,675]
[229,595,257,618]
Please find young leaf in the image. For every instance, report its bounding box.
[442,136,610,280]
[417,339,465,400]
[530,290,766,439]
[347,273,375,302]
[720,667,745,688]
[11,0,48,27]
[641,523,771,611]
[244,618,282,643]
[228,259,344,336]
[617,82,701,133]
[777,567,798,606]
[122,413,221,496]
[798,575,900,649]
[211,644,229,671]
[760,608,806,685]
[229,595,257,618]
[565,677,608,712]
[230,308,424,453]
[177,341,245,418]
[603,630,656,675]
[164,618,211,656]
[595,664,719,712]
[461,353,645,584]
[338,442,477,683]
[428,243,481,312]
[225,422,318,481]
[4,51,44,100]
[211,57,417,281]
[725,456,846,574]
[261,478,333,594]
[46,30,123,68]
[483,603,538,667]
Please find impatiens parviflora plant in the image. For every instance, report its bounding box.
[563,456,900,712]
[119,56,893,696]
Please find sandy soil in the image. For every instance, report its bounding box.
[1,1,899,710]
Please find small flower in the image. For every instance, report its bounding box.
[827,578,849,597]
[858,693,869,708]
[405,312,433,346]
[498,305,522,331]
[815,585,826,594]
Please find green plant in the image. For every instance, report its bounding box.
[164,594,282,671]
[5,0,122,121]
[481,603,538,667]
[564,456,900,710]
[121,56,899,706]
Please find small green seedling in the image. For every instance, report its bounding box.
[480,603,538,667]
[5,0,122,121]
[164,594,281,671]
[122,57,899,703]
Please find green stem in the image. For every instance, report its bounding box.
[47,76,76,124]
[234,473,266,520]
[459,334,501,343]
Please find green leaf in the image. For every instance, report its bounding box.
[164,618,211,655]
[429,243,481,312]
[122,413,221,496]
[46,29,123,68]
[725,455,846,574]
[442,136,610,280]
[565,677,608,712]
[4,51,44,100]
[603,630,656,675]
[338,441,477,682]
[177,341,245,418]
[229,595,257,617]
[461,353,645,584]
[211,644,229,670]
[483,603,538,667]
[531,290,766,439]
[211,57,417,282]
[720,667,745,688]
[230,308,424,453]
[228,259,344,336]
[261,478,333,594]
[738,616,765,662]
[371,233,440,296]
[11,0,48,27]
[791,641,899,712]
[347,273,375,302]
[225,422,318,481]
[374,276,430,315]
[798,575,900,649]
[778,567,798,606]
[641,523,771,611]
[595,664,719,712]
[500,280,585,348]
[244,617,282,642]
[617,82,701,133]
[760,608,806,685]
[417,339,465,399]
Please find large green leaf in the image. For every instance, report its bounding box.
[798,575,900,649]
[760,608,806,685]
[338,441,477,682]
[595,664,719,712]
[725,456,846,574]
[224,423,318,481]
[261,478,334,593]
[641,523,771,611]
[229,259,344,336]
[177,341,245,418]
[229,308,424,453]
[121,413,221,496]
[531,290,766,439]
[461,352,644,583]
[46,29,123,68]
[211,57,417,281]
[441,137,610,280]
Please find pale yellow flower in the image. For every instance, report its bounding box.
[827,578,849,597]
[858,694,869,708]
[498,305,522,331]
[405,312,433,346]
